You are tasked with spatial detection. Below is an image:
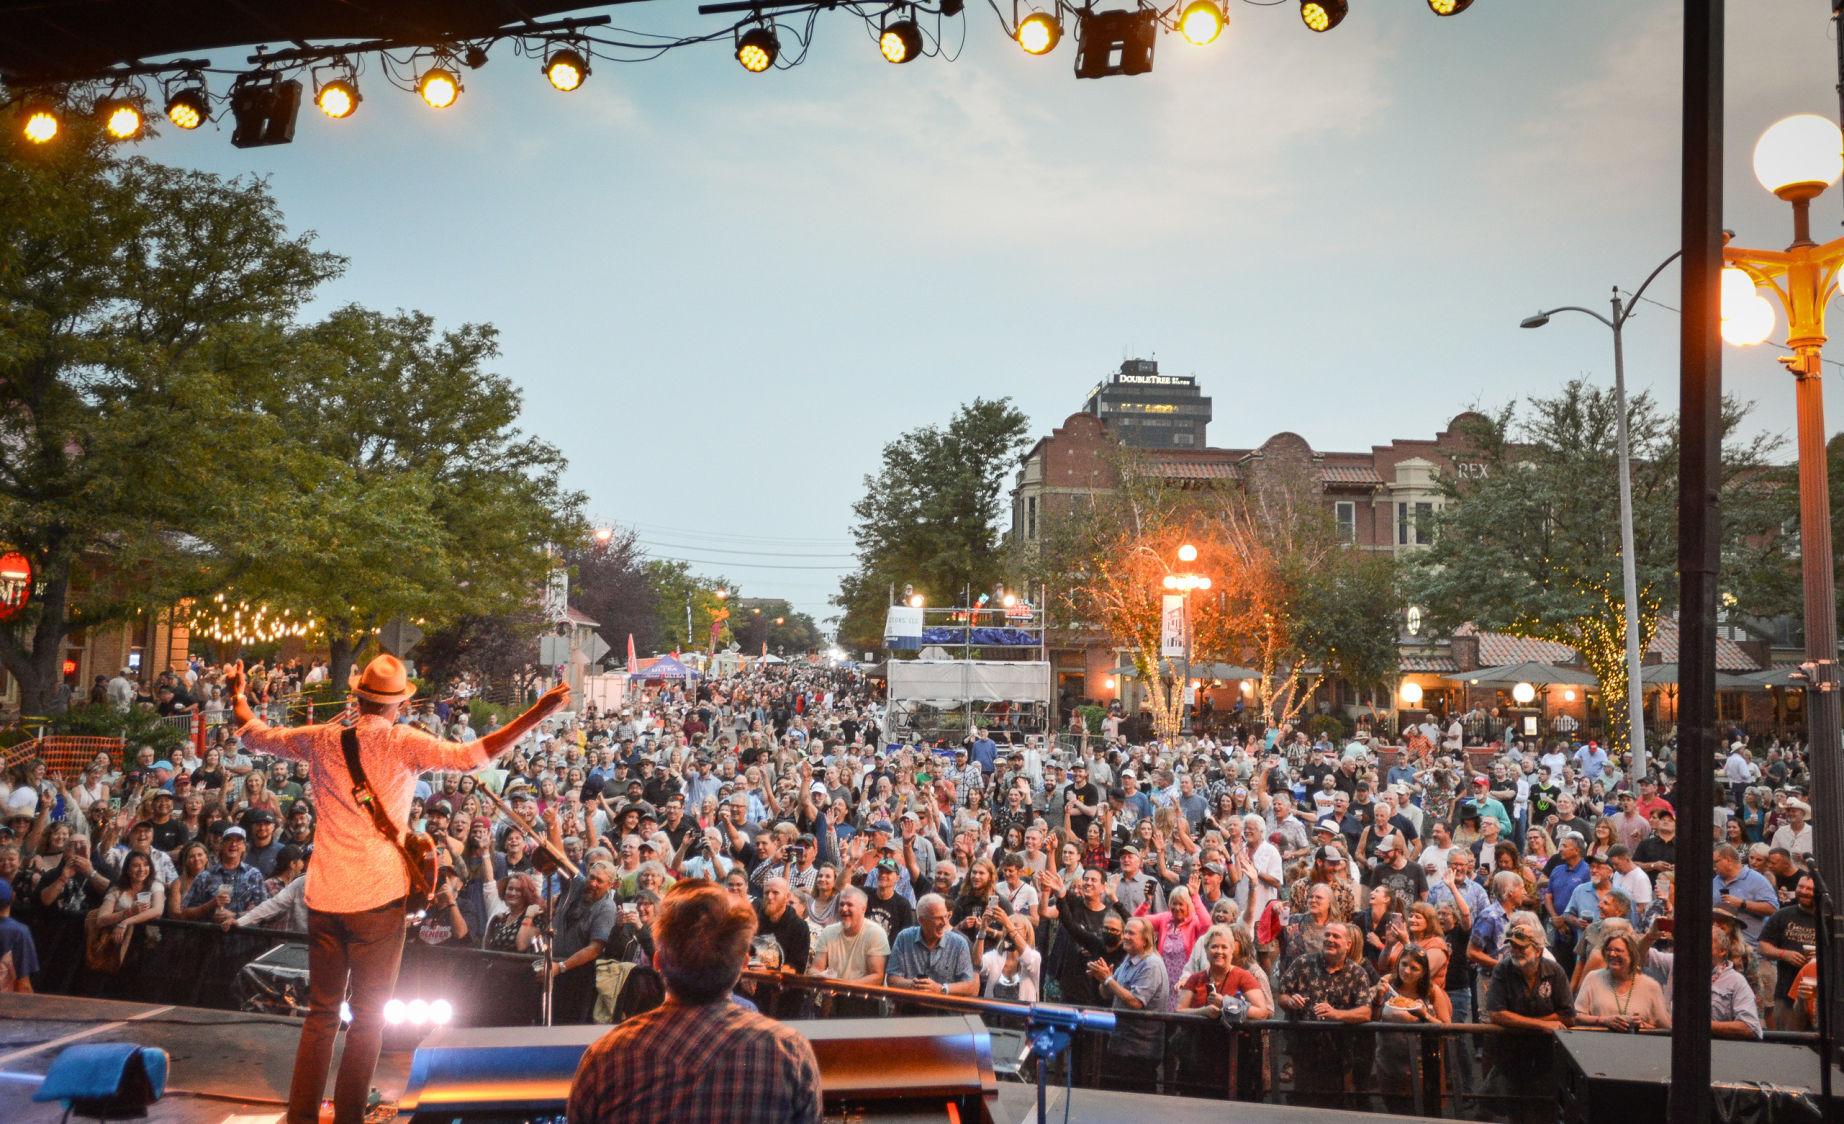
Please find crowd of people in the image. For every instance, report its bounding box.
[0,656,1825,1112]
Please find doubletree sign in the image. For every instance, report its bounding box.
[0,552,31,621]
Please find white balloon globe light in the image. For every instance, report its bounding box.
[1721,295,1776,347]
[1753,113,1844,199]
[1512,682,1537,705]
[1399,681,1424,706]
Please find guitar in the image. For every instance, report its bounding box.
[340,727,441,915]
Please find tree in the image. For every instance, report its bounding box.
[0,116,341,714]
[643,560,734,653]
[217,306,586,677]
[834,399,1032,650]
[415,607,549,694]
[1407,380,1793,752]
[1025,450,1398,738]
[563,526,665,657]
[732,598,823,656]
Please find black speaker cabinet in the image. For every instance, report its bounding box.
[1556,1030,1838,1123]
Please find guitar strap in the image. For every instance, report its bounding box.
[340,726,431,903]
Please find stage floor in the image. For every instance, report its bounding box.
[0,993,1435,1123]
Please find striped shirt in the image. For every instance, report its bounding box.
[567,998,823,1123]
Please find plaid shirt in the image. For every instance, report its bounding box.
[183,861,268,914]
[567,998,823,1124]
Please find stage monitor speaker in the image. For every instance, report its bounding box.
[1555,1030,1837,1123]
[397,1015,996,1122]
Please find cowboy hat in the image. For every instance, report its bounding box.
[350,654,417,704]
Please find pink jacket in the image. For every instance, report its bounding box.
[1147,907,1210,959]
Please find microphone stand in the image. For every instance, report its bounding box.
[480,786,580,1027]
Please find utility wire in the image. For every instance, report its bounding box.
[1621,288,1844,373]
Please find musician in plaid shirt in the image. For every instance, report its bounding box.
[568,879,823,1123]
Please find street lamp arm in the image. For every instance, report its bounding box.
[1538,305,1617,330]
[1617,249,1686,328]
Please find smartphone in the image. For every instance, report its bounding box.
[1655,917,1675,936]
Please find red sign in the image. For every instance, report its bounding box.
[0,551,30,621]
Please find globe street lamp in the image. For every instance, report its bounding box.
[1519,249,1682,782]
[1162,544,1212,733]
[1723,111,1844,1046]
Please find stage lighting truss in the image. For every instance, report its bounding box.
[1,0,1490,147]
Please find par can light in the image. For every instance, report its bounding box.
[419,67,461,109]
[21,102,59,144]
[316,78,359,119]
[880,19,923,64]
[545,48,588,92]
[1178,1,1224,46]
[1428,0,1474,14]
[1300,0,1347,32]
[99,97,145,140]
[736,26,779,73]
[1016,11,1061,55]
[165,87,209,129]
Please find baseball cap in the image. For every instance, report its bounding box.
[242,809,277,826]
[1375,835,1398,854]
[1314,845,1343,864]
[876,859,898,873]
[1202,861,1227,876]
[151,760,174,772]
[222,825,247,840]
[1119,844,1140,856]
[870,819,894,834]
[1506,925,1539,948]
[1313,817,1339,835]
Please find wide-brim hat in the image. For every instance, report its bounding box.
[350,654,416,703]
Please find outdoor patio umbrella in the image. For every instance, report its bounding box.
[1733,666,1809,689]
[1639,663,1753,689]
[1442,660,1600,687]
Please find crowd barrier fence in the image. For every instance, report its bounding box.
[69,919,1824,1119]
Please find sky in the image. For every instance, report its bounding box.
[125,0,1843,629]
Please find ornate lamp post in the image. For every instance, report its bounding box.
[1162,543,1212,734]
[1723,111,1844,1054]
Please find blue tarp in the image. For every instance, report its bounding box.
[920,627,1038,646]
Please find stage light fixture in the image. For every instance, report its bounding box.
[1301,0,1347,32]
[315,78,359,120]
[1428,0,1473,13]
[736,26,779,73]
[419,67,461,109]
[1016,11,1061,55]
[165,86,209,130]
[1178,1,1224,46]
[384,999,408,1025]
[99,96,145,140]
[229,77,302,148]
[1075,8,1157,78]
[20,102,59,144]
[880,19,923,64]
[545,48,589,92]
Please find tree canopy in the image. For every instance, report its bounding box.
[834,398,1032,650]
[0,115,581,711]
[1406,380,1794,750]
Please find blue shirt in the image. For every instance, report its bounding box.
[1546,858,1591,917]
[887,927,974,987]
[183,861,269,914]
[1713,866,1779,946]
[969,738,997,776]
[0,915,38,982]
[1573,745,1609,779]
